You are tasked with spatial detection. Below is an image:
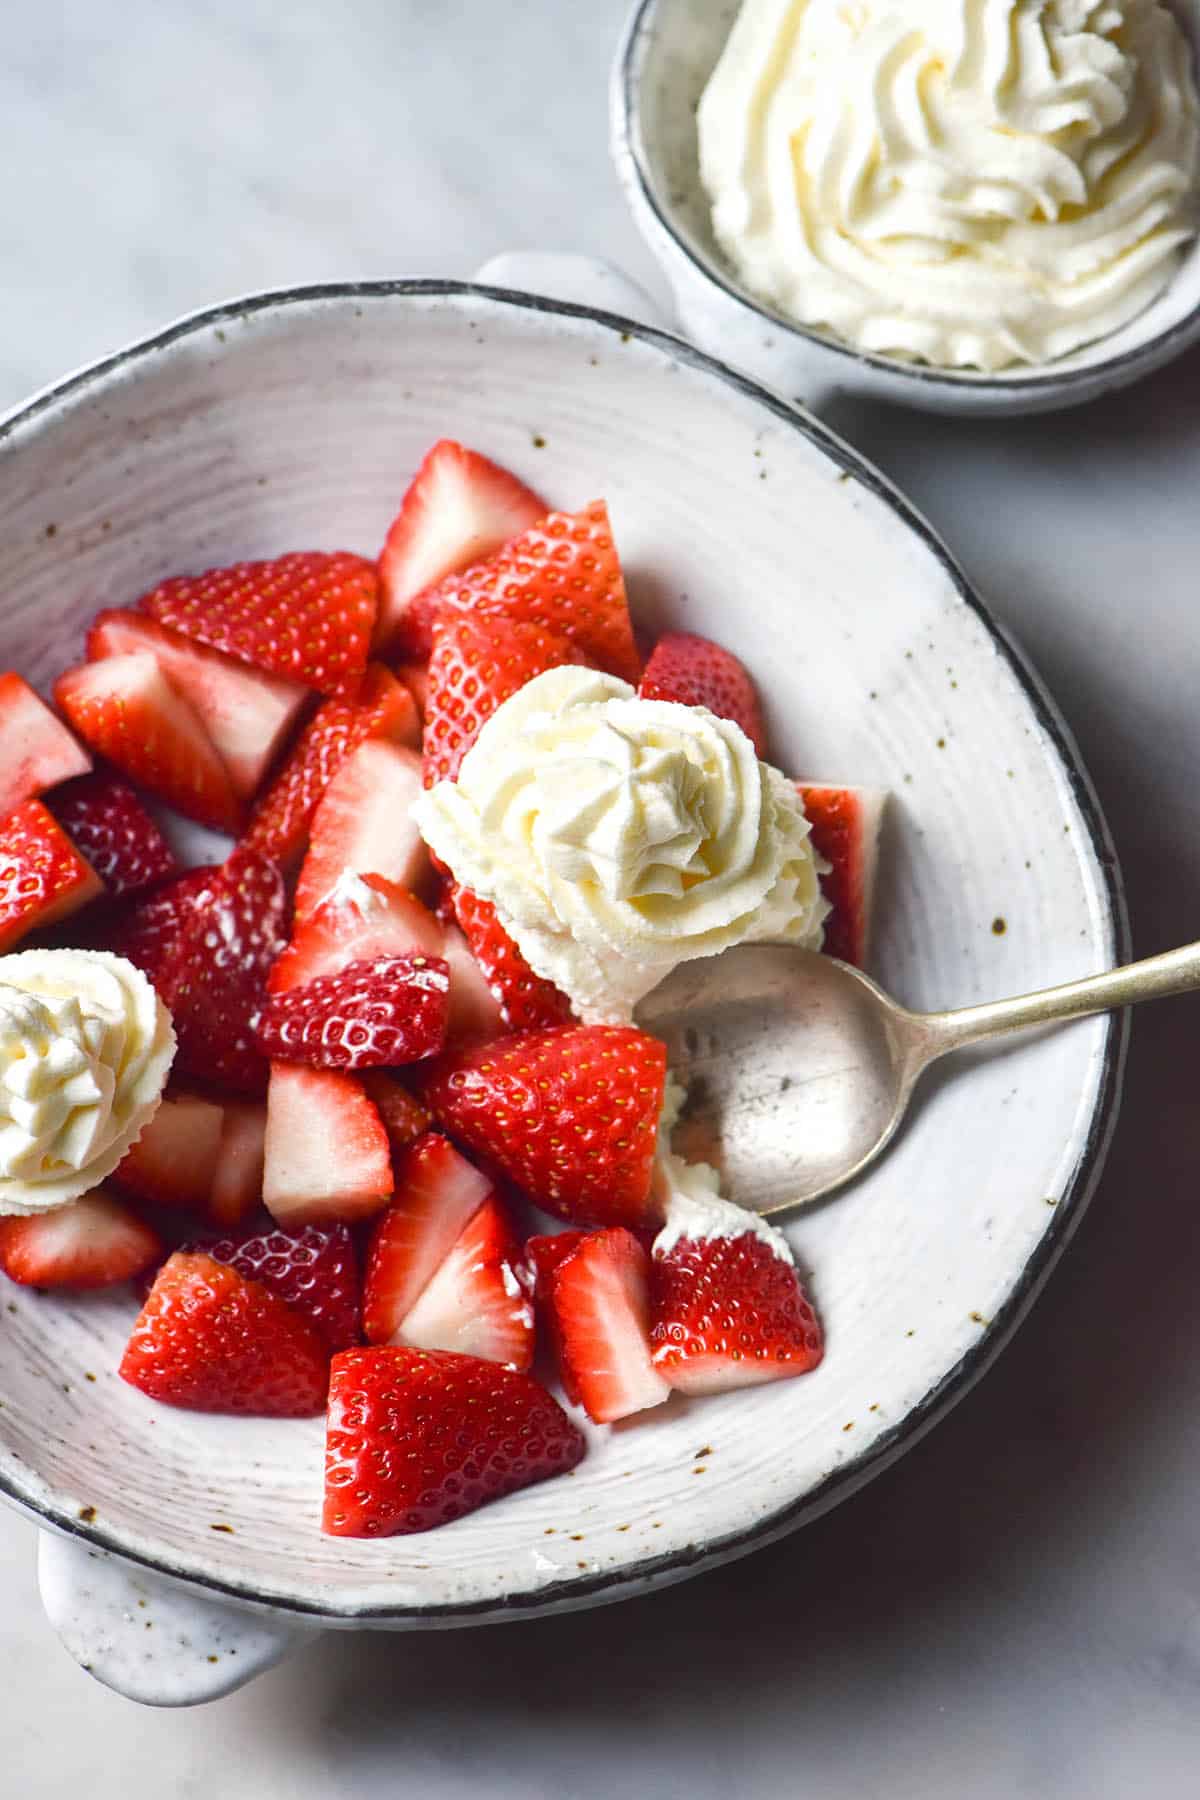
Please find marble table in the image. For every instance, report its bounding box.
[3,1,1199,1793]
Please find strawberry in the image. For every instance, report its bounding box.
[209,1100,267,1228]
[293,740,427,919]
[359,1072,431,1156]
[0,1189,161,1290]
[114,1089,225,1213]
[448,885,572,1031]
[0,799,103,951]
[243,664,419,865]
[268,872,443,995]
[419,1025,667,1228]
[428,501,641,683]
[526,1229,589,1403]
[0,671,91,814]
[85,611,307,801]
[396,661,427,719]
[639,633,767,757]
[442,922,506,1046]
[100,862,217,990]
[322,1346,586,1537]
[263,1063,392,1227]
[49,770,178,897]
[544,1227,669,1423]
[649,1201,823,1395]
[796,784,888,969]
[397,1195,534,1372]
[376,440,546,657]
[204,1223,359,1351]
[55,653,241,833]
[140,551,378,694]
[421,607,582,788]
[254,953,450,1069]
[120,1250,329,1416]
[362,1132,492,1344]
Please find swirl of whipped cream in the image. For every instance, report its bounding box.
[0,950,175,1216]
[698,0,1200,370]
[413,666,828,1024]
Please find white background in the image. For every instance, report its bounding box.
[3,3,1200,1793]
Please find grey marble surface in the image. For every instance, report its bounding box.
[3,1,1199,1792]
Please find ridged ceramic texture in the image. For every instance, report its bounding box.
[0,286,1122,1622]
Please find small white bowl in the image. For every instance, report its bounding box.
[612,0,1200,416]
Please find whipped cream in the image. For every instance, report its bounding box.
[698,0,1200,370]
[413,666,828,1024]
[0,950,175,1216]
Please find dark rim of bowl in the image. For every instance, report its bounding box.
[0,279,1128,1623]
[614,0,1200,393]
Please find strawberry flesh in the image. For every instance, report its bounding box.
[546,1227,669,1423]
[253,953,450,1069]
[362,1132,492,1343]
[269,872,443,994]
[293,740,427,919]
[0,799,104,951]
[263,1063,393,1228]
[114,1089,225,1213]
[0,671,91,814]
[397,1195,534,1372]
[0,1189,161,1290]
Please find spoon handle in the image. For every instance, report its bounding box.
[920,938,1200,1058]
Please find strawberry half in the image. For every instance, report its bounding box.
[397,1195,534,1372]
[639,632,766,757]
[140,551,378,694]
[0,799,103,951]
[204,1222,360,1351]
[376,439,547,657]
[419,1025,667,1228]
[545,1227,669,1423]
[796,784,888,969]
[421,607,582,788]
[323,1346,586,1537]
[243,663,419,865]
[0,671,91,814]
[448,885,572,1031]
[360,1072,432,1157]
[253,953,450,1069]
[294,740,427,919]
[362,1132,493,1344]
[120,1250,329,1416]
[114,1089,225,1213]
[49,770,178,897]
[269,872,443,994]
[0,1190,161,1290]
[443,924,506,1047]
[263,1063,393,1227]
[526,1230,588,1403]
[209,1100,268,1228]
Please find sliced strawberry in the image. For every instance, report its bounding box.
[546,1227,669,1423]
[86,610,307,800]
[0,799,103,951]
[254,953,449,1070]
[397,1196,534,1371]
[99,862,216,989]
[55,652,241,833]
[49,770,178,897]
[526,1230,588,1403]
[114,1090,225,1213]
[419,1025,667,1228]
[796,784,888,969]
[209,1100,267,1227]
[120,1250,329,1416]
[243,664,419,865]
[268,872,443,995]
[422,607,582,788]
[448,885,572,1031]
[0,1189,161,1290]
[0,671,91,814]
[441,922,506,1046]
[376,440,547,657]
[639,633,766,757]
[362,1132,492,1344]
[263,1063,392,1227]
[323,1345,585,1537]
[204,1223,359,1351]
[396,661,428,720]
[359,1072,431,1157]
[294,740,427,918]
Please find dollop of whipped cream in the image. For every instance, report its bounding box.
[0,950,175,1217]
[698,0,1200,370]
[413,665,828,1024]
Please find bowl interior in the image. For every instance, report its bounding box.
[0,287,1119,1619]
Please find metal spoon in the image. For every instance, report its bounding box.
[637,940,1200,1217]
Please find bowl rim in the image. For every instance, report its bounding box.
[0,278,1129,1623]
[612,0,1200,394]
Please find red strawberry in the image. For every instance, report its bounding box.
[49,770,178,897]
[263,1063,393,1227]
[0,1190,161,1290]
[254,953,450,1069]
[360,1072,431,1156]
[294,740,427,919]
[376,440,546,657]
[0,671,91,813]
[0,799,103,951]
[140,551,378,694]
[85,611,307,801]
[639,633,766,757]
[649,1206,823,1395]
[526,1229,588,1403]
[322,1346,585,1537]
[796,784,888,969]
[419,1026,667,1228]
[362,1132,492,1344]
[243,664,419,865]
[55,653,241,833]
[209,1100,267,1227]
[269,872,443,995]
[421,607,582,788]
[441,922,506,1046]
[545,1227,669,1423]
[114,1090,225,1212]
[396,661,427,719]
[429,501,640,683]
[204,1223,359,1351]
[448,885,572,1031]
[120,1250,329,1416]
[100,862,216,989]
[397,1196,534,1372]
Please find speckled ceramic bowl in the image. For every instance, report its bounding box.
[0,282,1125,1704]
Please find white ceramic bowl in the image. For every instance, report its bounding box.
[612,0,1200,416]
[0,282,1125,1703]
